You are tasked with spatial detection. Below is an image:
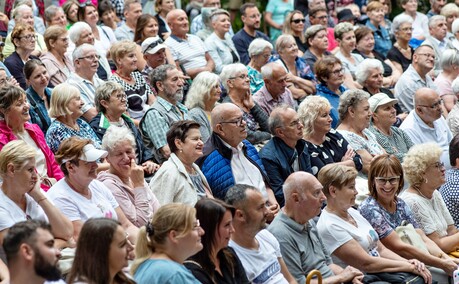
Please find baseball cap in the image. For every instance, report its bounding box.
[368,93,398,113]
[141,36,167,54]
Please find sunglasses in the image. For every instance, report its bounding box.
[291,18,306,24]
[78,1,93,8]
[144,38,164,53]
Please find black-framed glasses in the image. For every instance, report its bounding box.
[144,38,164,53]
[220,117,244,127]
[375,176,400,186]
[418,99,443,109]
[291,18,305,24]
[229,74,249,80]
[78,54,101,61]
[432,162,445,170]
[19,34,37,41]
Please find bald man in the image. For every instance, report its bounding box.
[197,103,280,214]
[400,88,452,168]
[163,9,215,79]
[268,172,364,284]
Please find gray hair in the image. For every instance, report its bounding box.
[268,105,292,134]
[298,96,331,137]
[334,22,354,40]
[210,9,229,24]
[391,14,413,34]
[440,49,459,70]
[248,38,273,58]
[185,71,220,109]
[94,81,125,113]
[428,15,446,28]
[452,77,459,95]
[453,18,459,34]
[441,3,459,18]
[72,43,96,63]
[260,62,282,80]
[150,64,177,92]
[44,5,63,23]
[220,63,248,90]
[68,21,92,44]
[305,24,327,48]
[275,34,296,54]
[12,5,32,20]
[355,58,384,85]
[102,126,137,153]
[225,184,258,209]
[338,89,371,121]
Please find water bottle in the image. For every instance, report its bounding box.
[453,267,459,284]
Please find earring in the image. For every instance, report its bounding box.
[424,177,428,184]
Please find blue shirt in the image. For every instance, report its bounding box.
[26,87,52,133]
[134,259,200,284]
[366,20,392,57]
[316,83,346,128]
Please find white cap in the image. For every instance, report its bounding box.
[141,36,167,54]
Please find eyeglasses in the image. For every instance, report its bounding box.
[314,15,328,20]
[220,116,245,127]
[418,99,443,109]
[432,161,445,170]
[375,176,400,186]
[332,68,344,76]
[229,74,249,80]
[78,54,101,61]
[399,27,413,32]
[19,34,37,41]
[417,53,436,60]
[114,92,127,101]
[291,18,306,24]
[144,38,164,53]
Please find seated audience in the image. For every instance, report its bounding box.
[67,218,135,284]
[134,14,159,44]
[440,135,459,228]
[150,120,213,205]
[317,164,432,283]
[114,0,143,41]
[195,8,218,42]
[141,36,175,88]
[451,18,459,50]
[268,172,364,284]
[282,10,308,54]
[392,0,429,44]
[306,6,337,51]
[365,1,392,57]
[7,3,45,35]
[247,39,273,95]
[98,1,121,31]
[387,15,414,74]
[221,63,271,145]
[421,15,452,76]
[185,199,249,283]
[0,86,63,191]
[132,203,203,283]
[427,0,447,18]
[441,3,459,41]
[185,71,221,143]
[400,88,452,168]
[302,25,331,72]
[259,106,312,206]
[44,5,67,27]
[434,49,459,112]
[190,0,223,35]
[46,83,102,153]
[225,184,296,283]
[63,0,79,28]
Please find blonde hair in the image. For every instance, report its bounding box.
[317,164,358,196]
[48,83,80,118]
[402,143,443,187]
[131,203,196,274]
[298,95,331,137]
[110,40,138,66]
[0,140,36,178]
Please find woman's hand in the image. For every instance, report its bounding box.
[341,148,355,162]
[440,257,458,275]
[130,160,145,188]
[142,160,160,174]
[242,90,255,110]
[408,259,432,284]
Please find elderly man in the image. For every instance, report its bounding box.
[427,0,447,18]
[66,44,104,122]
[259,106,311,207]
[197,103,280,213]
[164,9,215,79]
[268,172,364,284]
[3,220,64,284]
[401,88,453,168]
[225,184,296,284]
[394,45,435,112]
[421,15,452,75]
[232,3,270,65]
[114,0,143,41]
[253,63,297,115]
[140,64,188,163]
[141,36,168,87]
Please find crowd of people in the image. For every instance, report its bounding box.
[1,0,459,283]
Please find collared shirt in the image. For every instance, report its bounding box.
[164,34,209,72]
[253,85,296,115]
[366,20,391,57]
[66,73,104,114]
[114,22,135,41]
[394,64,434,112]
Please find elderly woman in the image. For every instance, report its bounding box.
[90,81,159,175]
[452,18,459,51]
[221,63,271,145]
[205,9,240,74]
[0,140,72,247]
[0,86,63,191]
[337,89,386,174]
[282,10,308,54]
[132,203,203,283]
[45,83,101,153]
[299,96,362,177]
[110,40,155,123]
[365,1,392,57]
[317,164,432,284]
[434,49,459,112]
[63,0,79,28]
[441,4,459,40]
[247,39,273,94]
[98,127,160,227]
[270,34,316,101]
[40,25,74,88]
[368,93,413,162]
[314,56,346,128]
[185,72,221,143]
[149,120,213,205]
[401,143,459,256]
[24,59,52,133]
[46,137,139,243]
[387,14,414,75]
[359,155,459,281]
[302,25,331,72]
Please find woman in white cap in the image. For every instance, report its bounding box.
[46,137,139,243]
[368,92,413,162]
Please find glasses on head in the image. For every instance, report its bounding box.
[375,176,400,186]
[417,53,436,60]
[144,38,164,53]
[220,116,245,127]
[432,161,445,170]
[418,99,443,109]
[291,18,306,24]
[19,34,37,41]
[78,54,101,61]
[114,92,127,101]
[332,68,344,76]
[229,74,249,80]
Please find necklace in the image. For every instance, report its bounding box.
[413,186,431,199]
[115,71,133,82]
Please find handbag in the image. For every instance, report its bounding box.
[395,221,429,254]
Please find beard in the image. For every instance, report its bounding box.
[34,249,62,281]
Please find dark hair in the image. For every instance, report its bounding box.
[3,220,51,263]
[134,14,157,43]
[24,59,46,81]
[240,3,256,16]
[77,1,97,22]
[67,218,135,284]
[0,85,26,118]
[314,55,342,84]
[98,0,115,18]
[63,0,79,25]
[309,6,327,18]
[166,120,201,153]
[354,26,374,44]
[150,64,177,93]
[189,199,236,283]
[368,154,404,199]
[450,133,459,166]
[225,184,257,209]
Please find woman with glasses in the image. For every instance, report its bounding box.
[433,49,459,112]
[247,39,273,94]
[149,120,213,206]
[40,25,74,88]
[220,63,271,145]
[359,154,458,281]
[282,10,308,54]
[387,15,414,75]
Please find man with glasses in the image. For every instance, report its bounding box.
[66,44,103,122]
[197,103,280,213]
[304,0,335,29]
[401,87,452,168]
[394,45,435,112]
[421,15,452,75]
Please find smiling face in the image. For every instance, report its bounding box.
[169,10,189,37]
[27,65,50,90]
[84,5,99,26]
[175,128,204,162]
[214,210,234,252]
[5,93,30,128]
[367,8,385,24]
[143,18,159,38]
[290,12,305,34]
[374,169,400,204]
[77,29,95,45]
[50,10,67,26]
[372,102,397,127]
[208,83,222,105]
[102,89,128,115]
[350,99,372,130]
[108,225,133,276]
[107,140,136,180]
[212,13,231,35]
[118,51,138,72]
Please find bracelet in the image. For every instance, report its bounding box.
[37,197,47,204]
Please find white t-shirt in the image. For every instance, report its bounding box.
[0,190,48,231]
[317,207,380,268]
[229,229,288,284]
[46,179,119,222]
